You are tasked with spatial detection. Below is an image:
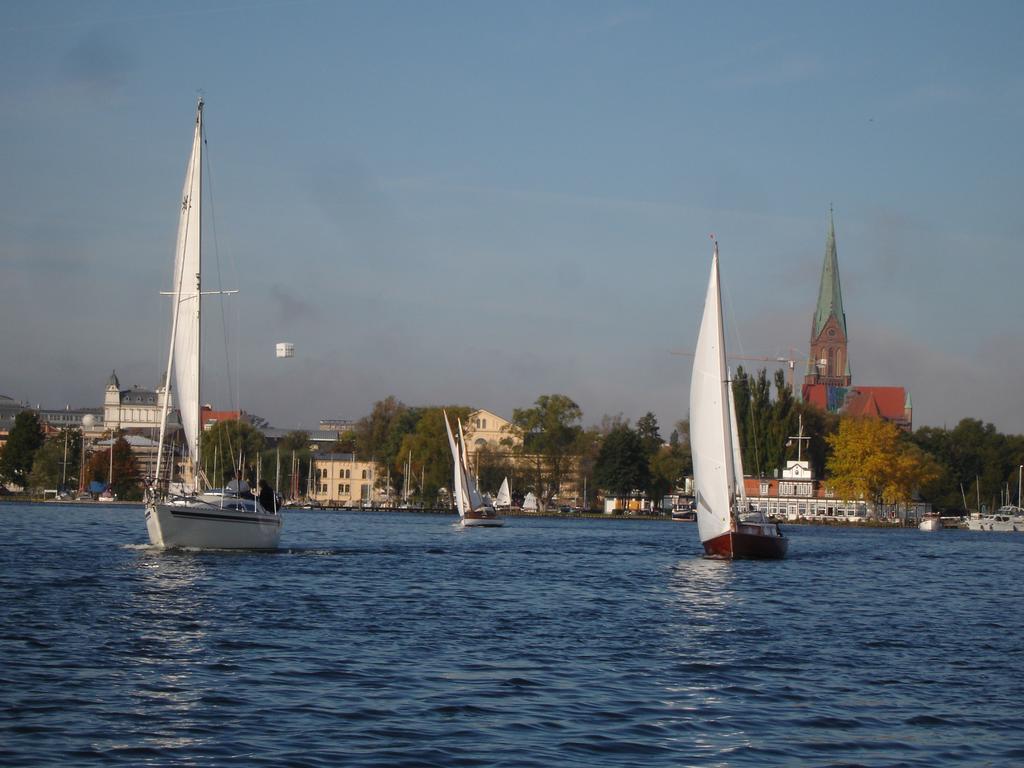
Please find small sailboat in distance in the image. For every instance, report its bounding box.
[444,411,503,527]
[689,238,787,559]
[494,477,512,510]
[144,99,282,549]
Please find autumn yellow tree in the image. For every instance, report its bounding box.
[826,417,940,517]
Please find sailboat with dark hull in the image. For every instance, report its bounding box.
[689,239,787,560]
[444,411,503,527]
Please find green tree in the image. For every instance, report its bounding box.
[573,426,605,509]
[396,406,472,506]
[636,412,662,456]
[28,428,81,492]
[199,419,266,485]
[0,410,44,488]
[510,394,583,510]
[268,430,311,499]
[650,443,689,506]
[474,443,513,496]
[910,419,1024,511]
[594,425,649,498]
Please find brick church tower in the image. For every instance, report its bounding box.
[804,207,852,390]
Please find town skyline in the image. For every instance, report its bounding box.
[3,1,1021,435]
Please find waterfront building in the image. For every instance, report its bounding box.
[465,409,519,452]
[741,456,930,524]
[801,209,913,430]
[309,452,378,506]
[1,394,104,438]
[103,370,174,434]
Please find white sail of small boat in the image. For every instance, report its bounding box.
[522,492,538,512]
[494,477,512,509]
[144,99,282,549]
[444,411,503,527]
[689,238,786,559]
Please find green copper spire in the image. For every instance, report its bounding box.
[812,206,847,338]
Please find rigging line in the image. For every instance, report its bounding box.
[720,262,770,479]
[201,119,238,414]
[719,261,763,478]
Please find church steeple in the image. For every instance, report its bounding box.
[805,207,852,388]
[813,206,847,338]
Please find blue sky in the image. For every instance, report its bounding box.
[2,0,1022,435]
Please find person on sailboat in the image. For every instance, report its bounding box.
[257,479,278,513]
[226,470,252,498]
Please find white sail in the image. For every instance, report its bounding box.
[689,241,734,543]
[495,477,511,508]
[522,492,538,511]
[457,418,488,510]
[171,103,203,473]
[444,411,468,517]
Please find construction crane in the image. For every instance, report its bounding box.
[671,348,812,393]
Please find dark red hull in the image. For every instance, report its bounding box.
[703,526,788,559]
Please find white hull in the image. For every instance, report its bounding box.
[918,517,943,531]
[146,496,282,549]
[965,512,1024,532]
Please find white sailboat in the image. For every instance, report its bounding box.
[494,477,512,510]
[444,411,503,527]
[144,99,282,549]
[689,238,787,559]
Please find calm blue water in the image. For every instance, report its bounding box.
[2,503,1023,767]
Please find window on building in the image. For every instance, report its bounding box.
[338,484,343,495]
[760,482,769,495]
[361,469,367,480]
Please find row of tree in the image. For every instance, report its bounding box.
[3,378,1022,512]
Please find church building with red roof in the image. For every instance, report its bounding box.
[801,209,912,430]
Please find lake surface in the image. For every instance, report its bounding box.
[2,503,1023,767]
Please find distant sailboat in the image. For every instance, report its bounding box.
[689,238,787,559]
[494,477,512,510]
[444,411,503,527]
[144,99,282,549]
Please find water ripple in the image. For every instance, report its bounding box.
[2,506,1023,765]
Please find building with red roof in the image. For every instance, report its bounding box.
[801,209,912,430]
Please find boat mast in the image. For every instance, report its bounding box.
[61,429,69,492]
[712,240,737,512]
